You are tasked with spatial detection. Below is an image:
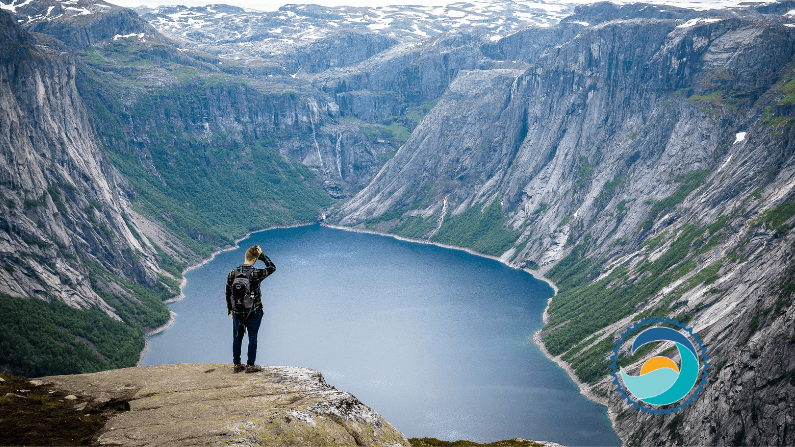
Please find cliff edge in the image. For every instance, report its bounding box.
[29,363,410,446]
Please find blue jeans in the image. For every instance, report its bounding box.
[232,309,263,366]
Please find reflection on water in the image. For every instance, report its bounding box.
[144,225,620,446]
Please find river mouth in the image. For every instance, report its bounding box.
[143,225,620,446]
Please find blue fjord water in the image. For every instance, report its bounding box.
[143,225,619,446]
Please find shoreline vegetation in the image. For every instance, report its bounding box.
[138,221,614,434]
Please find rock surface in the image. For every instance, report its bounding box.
[0,8,167,308]
[41,363,410,446]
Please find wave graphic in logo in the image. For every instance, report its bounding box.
[611,318,709,415]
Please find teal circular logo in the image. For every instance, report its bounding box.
[610,317,709,415]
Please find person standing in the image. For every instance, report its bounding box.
[226,244,276,373]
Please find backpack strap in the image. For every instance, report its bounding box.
[234,265,253,278]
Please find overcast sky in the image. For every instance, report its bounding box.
[104,0,775,13]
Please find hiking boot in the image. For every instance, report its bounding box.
[233,364,245,373]
[245,364,262,373]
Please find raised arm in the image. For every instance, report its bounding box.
[257,253,276,277]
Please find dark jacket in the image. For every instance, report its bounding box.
[226,255,276,315]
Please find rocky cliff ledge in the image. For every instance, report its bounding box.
[32,363,411,446]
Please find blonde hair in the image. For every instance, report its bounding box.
[244,245,261,264]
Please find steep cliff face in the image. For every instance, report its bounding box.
[334,4,795,445]
[0,9,154,306]
[0,8,183,376]
[74,38,393,204]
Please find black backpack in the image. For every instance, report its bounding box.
[231,267,256,313]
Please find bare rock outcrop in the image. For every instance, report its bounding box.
[41,363,411,446]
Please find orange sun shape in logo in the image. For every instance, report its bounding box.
[639,356,679,375]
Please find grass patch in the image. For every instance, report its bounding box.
[390,215,435,239]
[432,200,520,257]
[575,156,594,188]
[359,122,411,145]
[687,90,745,114]
[596,176,626,205]
[758,201,795,235]
[402,98,440,125]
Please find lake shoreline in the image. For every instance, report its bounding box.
[322,224,603,407]
[138,222,616,434]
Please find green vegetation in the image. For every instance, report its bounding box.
[640,170,709,230]
[687,90,745,114]
[432,200,519,257]
[152,242,184,280]
[361,209,405,231]
[23,193,47,209]
[646,260,724,320]
[390,215,435,239]
[0,293,143,377]
[575,156,594,188]
[544,216,728,383]
[0,254,176,377]
[402,98,441,125]
[359,122,411,145]
[510,232,533,262]
[764,105,795,132]
[83,262,172,330]
[19,235,53,251]
[757,201,795,236]
[777,69,795,106]
[379,150,397,165]
[566,338,615,383]
[561,332,601,362]
[76,42,333,258]
[596,175,626,205]
[89,102,330,256]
